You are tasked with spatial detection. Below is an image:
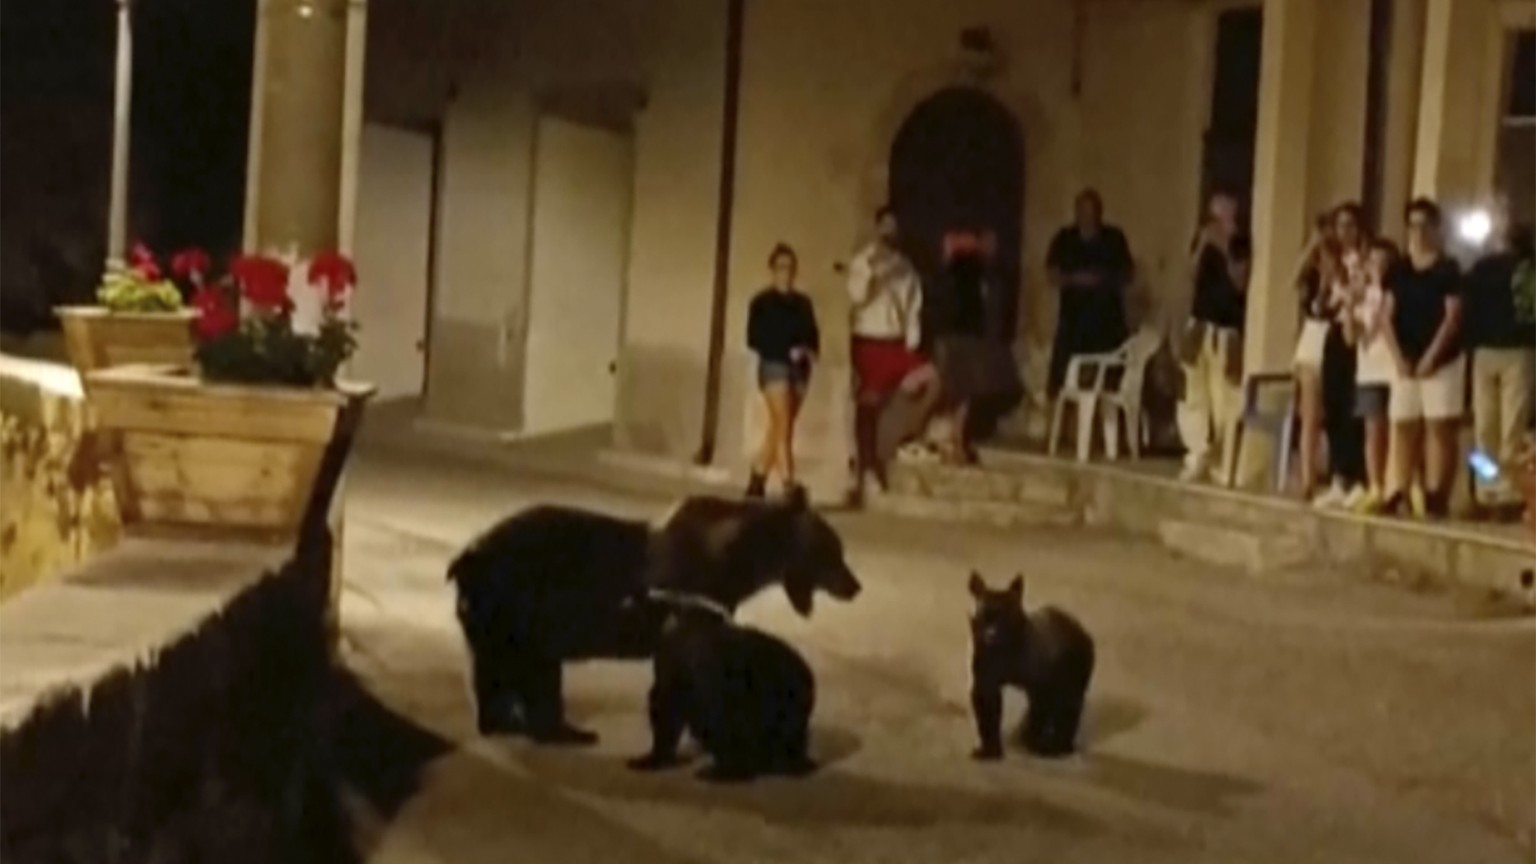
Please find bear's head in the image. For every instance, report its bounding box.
[968,571,1028,651]
[774,487,862,616]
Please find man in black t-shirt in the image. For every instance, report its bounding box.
[1046,189,1133,397]
[1384,198,1464,518]
[1176,191,1249,483]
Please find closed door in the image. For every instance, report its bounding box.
[352,123,433,400]
[522,116,633,435]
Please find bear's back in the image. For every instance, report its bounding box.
[1024,605,1095,685]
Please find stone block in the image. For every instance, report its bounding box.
[1158,518,1313,575]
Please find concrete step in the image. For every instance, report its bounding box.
[1157,517,1313,575]
[867,490,1081,530]
[887,461,1076,508]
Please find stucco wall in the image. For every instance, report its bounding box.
[614,0,726,457]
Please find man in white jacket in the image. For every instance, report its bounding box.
[846,206,934,492]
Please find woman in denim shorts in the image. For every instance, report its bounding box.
[745,243,820,498]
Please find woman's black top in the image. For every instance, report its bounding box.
[747,287,820,364]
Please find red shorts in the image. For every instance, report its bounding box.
[852,337,926,400]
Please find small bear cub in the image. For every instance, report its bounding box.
[628,604,817,782]
[968,571,1095,761]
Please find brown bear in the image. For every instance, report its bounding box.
[628,604,817,782]
[448,488,860,745]
[968,571,1095,760]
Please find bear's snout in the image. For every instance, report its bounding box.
[825,566,862,601]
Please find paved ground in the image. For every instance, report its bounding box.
[334,434,1536,863]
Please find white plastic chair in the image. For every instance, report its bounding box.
[1047,328,1163,462]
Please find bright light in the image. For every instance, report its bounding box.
[297,2,315,18]
[1458,209,1493,246]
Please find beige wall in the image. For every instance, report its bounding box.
[364,0,1221,471]
[614,0,727,457]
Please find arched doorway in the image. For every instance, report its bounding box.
[889,86,1024,340]
[888,86,1023,434]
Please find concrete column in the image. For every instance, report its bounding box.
[106,0,134,266]
[1377,0,1427,232]
[245,0,355,254]
[1244,0,1321,380]
[1412,0,1500,212]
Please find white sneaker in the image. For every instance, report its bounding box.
[1312,481,1348,509]
[1179,458,1209,483]
[1341,485,1369,511]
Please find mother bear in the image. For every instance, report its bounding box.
[448,489,862,745]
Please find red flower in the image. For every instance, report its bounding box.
[171,248,211,283]
[307,251,356,304]
[128,242,161,281]
[192,286,238,340]
[229,254,291,311]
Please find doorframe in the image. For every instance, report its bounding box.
[518,110,637,435]
[358,118,444,403]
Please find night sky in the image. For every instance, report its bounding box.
[1,0,253,334]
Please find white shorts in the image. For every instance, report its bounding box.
[1389,354,1466,421]
[1292,320,1328,369]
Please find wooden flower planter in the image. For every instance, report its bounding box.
[56,307,198,378]
[82,365,375,544]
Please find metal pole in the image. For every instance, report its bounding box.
[695,0,745,466]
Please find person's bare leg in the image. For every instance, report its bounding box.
[1425,418,1460,516]
[780,388,802,489]
[1296,369,1322,498]
[1391,420,1424,513]
[1364,416,1388,496]
[761,383,790,482]
[950,401,971,464]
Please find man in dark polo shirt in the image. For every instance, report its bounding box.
[1465,220,1535,504]
[1046,188,1134,397]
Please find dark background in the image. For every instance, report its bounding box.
[0,0,254,336]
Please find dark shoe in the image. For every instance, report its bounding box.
[745,472,767,499]
[1423,489,1451,520]
[971,743,1004,762]
[1379,492,1407,517]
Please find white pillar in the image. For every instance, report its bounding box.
[1244,0,1320,381]
[245,0,353,255]
[106,0,134,267]
[335,0,368,256]
[1412,0,1501,212]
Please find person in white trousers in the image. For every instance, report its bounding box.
[1177,191,1250,484]
[1465,221,1535,504]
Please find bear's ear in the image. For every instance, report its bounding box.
[967,571,986,598]
[1006,574,1024,603]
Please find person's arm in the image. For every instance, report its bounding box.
[1417,292,1463,375]
[746,294,767,356]
[847,248,883,309]
[1378,292,1411,378]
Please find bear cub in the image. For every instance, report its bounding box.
[968,571,1095,761]
[628,605,816,782]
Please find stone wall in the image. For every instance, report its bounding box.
[0,355,119,602]
[0,533,350,864]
